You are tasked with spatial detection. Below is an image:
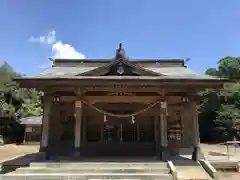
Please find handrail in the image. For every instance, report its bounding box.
[199,159,218,180]
[167,160,178,180]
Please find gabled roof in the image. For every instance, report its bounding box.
[20,62,222,81]
[80,58,161,76]
[33,56,218,80]
[14,44,227,86]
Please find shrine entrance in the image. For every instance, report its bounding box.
[83,113,156,157]
[103,119,122,145]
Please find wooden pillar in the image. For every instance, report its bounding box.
[137,119,140,142]
[74,100,82,156]
[40,93,52,152]
[159,101,169,160]
[191,100,202,161]
[193,107,200,145]
[154,115,159,158]
[101,118,104,143]
[160,112,168,146]
[23,126,27,144]
[83,115,86,145]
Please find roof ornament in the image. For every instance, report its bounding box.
[184,58,190,63]
[117,62,124,75]
[115,43,126,60]
[115,43,126,75]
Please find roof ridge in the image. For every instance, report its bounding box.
[52,58,185,62]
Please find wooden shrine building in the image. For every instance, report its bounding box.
[15,44,226,160]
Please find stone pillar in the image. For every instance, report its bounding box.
[40,94,52,152]
[74,100,82,156]
[191,100,202,161]
[159,101,169,160]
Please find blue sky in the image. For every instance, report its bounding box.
[0,0,240,74]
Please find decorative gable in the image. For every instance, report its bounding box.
[79,43,162,76]
[104,61,139,76]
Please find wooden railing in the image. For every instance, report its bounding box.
[199,159,218,180]
[167,160,178,180]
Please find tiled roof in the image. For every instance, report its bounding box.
[18,75,222,81]
[16,59,224,81]
[40,66,97,76]
[24,66,219,80]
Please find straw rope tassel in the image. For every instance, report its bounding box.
[104,114,107,122]
[131,116,135,124]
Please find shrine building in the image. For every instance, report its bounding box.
[15,44,226,161]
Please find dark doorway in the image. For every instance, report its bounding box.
[84,114,155,157]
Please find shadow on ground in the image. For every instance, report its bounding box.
[170,156,200,166]
[0,152,43,174]
[208,151,229,156]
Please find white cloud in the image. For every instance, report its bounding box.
[52,41,85,59]
[28,30,85,59]
[28,30,56,45]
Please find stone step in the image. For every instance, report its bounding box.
[30,162,167,168]
[15,167,170,174]
[2,173,173,180]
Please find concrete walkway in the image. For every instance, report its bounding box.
[172,157,211,180]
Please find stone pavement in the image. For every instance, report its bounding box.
[2,162,173,180]
[170,154,211,180]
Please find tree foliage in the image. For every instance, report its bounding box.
[0,62,42,140]
[199,57,240,142]
[218,56,240,79]
[205,68,219,76]
[215,104,240,140]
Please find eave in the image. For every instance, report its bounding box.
[14,76,228,89]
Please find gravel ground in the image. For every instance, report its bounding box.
[0,144,39,162]
[201,143,240,160]
[201,143,240,180]
[0,143,240,179]
[218,172,240,180]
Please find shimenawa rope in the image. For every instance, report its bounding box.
[81,99,160,118]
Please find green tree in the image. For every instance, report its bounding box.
[205,68,219,76]
[0,62,42,141]
[0,69,42,117]
[199,56,240,142]
[198,89,221,142]
[215,104,240,141]
[218,56,240,78]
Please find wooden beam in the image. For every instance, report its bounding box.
[59,95,183,105]
[43,86,193,94]
[61,96,77,102]
[17,79,224,90]
[84,96,160,104]
[82,86,163,93]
